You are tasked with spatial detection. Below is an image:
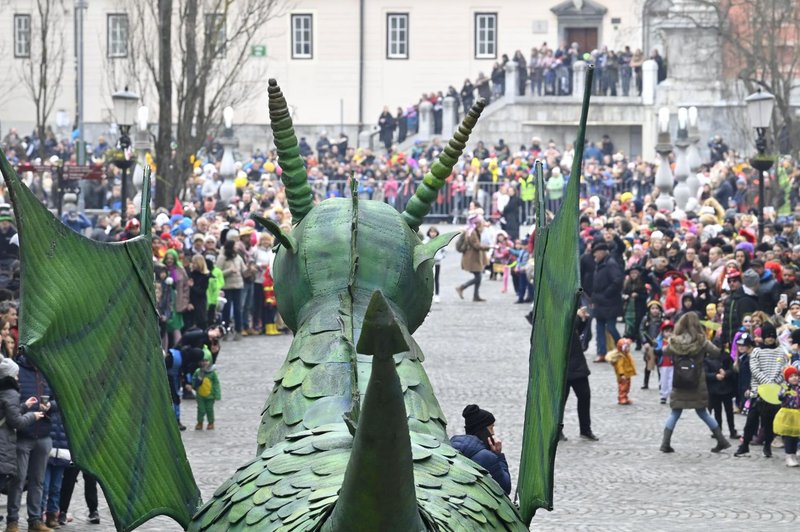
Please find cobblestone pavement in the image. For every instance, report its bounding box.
[25,238,800,530]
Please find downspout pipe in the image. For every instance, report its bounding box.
[358,0,365,135]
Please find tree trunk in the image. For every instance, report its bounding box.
[154,0,173,209]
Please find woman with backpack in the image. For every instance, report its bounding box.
[660,312,732,454]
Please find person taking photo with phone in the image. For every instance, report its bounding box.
[450,404,511,495]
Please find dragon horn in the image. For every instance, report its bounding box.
[401,99,486,231]
[324,290,423,532]
[267,79,314,224]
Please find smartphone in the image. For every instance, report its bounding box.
[781,294,789,305]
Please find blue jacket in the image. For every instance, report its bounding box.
[16,355,58,440]
[450,434,511,495]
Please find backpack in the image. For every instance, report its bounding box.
[672,354,701,390]
[455,233,467,253]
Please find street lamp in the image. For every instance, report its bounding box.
[745,88,776,243]
[219,106,237,203]
[132,105,151,212]
[111,88,140,225]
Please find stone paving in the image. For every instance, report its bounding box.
[21,239,800,530]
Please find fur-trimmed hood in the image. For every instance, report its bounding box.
[667,332,707,356]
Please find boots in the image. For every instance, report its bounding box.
[44,513,59,529]
[27,521,53,532]
[4,522,18,532]
[711,427,732,453]
[660,428,674,453]
[265,323,281,336]
[206,423,215,430]
[786,454,799,467]
[195,422,203,430]
[641,369,651,389]
[734,443,750,457]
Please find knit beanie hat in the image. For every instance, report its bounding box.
[0,357,20,379]
[462,404,495,435]
[783,366,798,381]
[760,321,777,340]
[742,269,760,291]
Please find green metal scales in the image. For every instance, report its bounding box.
[0,71,592,531]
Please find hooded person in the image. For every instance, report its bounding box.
[450,405,511,494]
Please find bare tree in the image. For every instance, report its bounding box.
[17,0,66,159]
[122,0,286,208]
[678,0,800,154]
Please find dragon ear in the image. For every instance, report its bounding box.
[413,231,459,271]
[251,214,297,253]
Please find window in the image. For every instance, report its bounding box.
[291,14,313,59]
[107,14,129,58]
[474,12,497,59]
[14,15,31,58]
[205,13,226,57]
[386,13,409,59]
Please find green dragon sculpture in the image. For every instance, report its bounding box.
[0,70,592,531]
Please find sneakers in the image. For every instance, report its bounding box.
[473,297,487,302]
[660,398,667,404]
[233,332,242,342]
[786,454,799,467]
[178,423,187,431]
[207,423,215,430]
[433,295,440,303]
[734,444,750,457]
[763,444,773,458]
[195,422,203,430]
[57,514,67,527]
[455,286,464,300]
[88,511,100,524]
[4,522,18,532]
[27,520,52,532]
[580,432,599,441]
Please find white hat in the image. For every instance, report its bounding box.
[650,230,664,240]
[155,213,170,227]
[0,357,19,379]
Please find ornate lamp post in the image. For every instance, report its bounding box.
[673,107,691,210]
[132,105,151,212]
[745,88,776,243]
[654,107,675,211]
[110,88,140,225]
[218,106,237,204]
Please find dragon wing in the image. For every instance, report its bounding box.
[517,67,593,524]
[0,151,200,531]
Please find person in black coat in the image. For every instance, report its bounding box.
[704,351,739,438]
[563,307,598,441]
[590,241,624,362]
[460,79,475,115]
[377,106,395,153]
[720,271,759,348]
[501,187,523,241]
[0,358,41,491]
[8,355,56,530]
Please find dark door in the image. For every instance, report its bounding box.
[565,27,598,54]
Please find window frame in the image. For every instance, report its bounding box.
[474,12,497,59]
[291,13,314,60]
[14,14,31,59]
[386,12,409,60]
[107,13,129,59]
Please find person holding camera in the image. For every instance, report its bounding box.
[0,358,45,529]
[7,354,56,532]
[450,405,511,495]
[177,325,223,400]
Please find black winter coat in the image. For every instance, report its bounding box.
[0,377,37,476]
[16,355,58,440]
[721,289,759,346]
[567,318,591,381]
[704,354,736,397]
[591,256,624,320]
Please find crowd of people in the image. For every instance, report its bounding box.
[1,112,800,529]
[377,43,668,147]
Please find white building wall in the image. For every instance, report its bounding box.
[0,0,645,141]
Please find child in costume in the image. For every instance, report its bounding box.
[774,365,800,467]
[657,321,674,404]
[605,338,636,405]
[639,300,663,390]
[192,352,221,430]
[490,232,511,292]
[263,266,280,336]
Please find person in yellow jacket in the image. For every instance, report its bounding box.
[606,338,637,405]
[518,173,536,224]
